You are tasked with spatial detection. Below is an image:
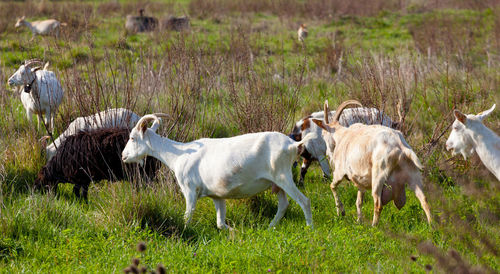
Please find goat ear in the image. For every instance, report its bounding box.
[454,110,467,124]
[31,66,41,73]
[140,122,148,133]
[150,118,161,132]
[312,118,331,132]
[477,104,495,121]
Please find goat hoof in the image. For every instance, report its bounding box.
[218,223,233,230]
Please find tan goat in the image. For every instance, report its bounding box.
[312,100,431,226]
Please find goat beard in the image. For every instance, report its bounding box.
[137,157,145,167]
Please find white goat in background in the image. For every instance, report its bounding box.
[42,108,140,161]
[312,100,431,226]
[446,104,500,181]
[8,59,64,131]
[122,114,313,229]
[289,107,395,185]
[15,16,66,39]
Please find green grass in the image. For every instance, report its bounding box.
[0,1,499,272]
[0,166,497,272]
[0,170,445,272]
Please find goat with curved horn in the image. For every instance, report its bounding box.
[43,108,140,161]
[312,100,431,226]
[289,100,396,185]
[8,59,64,131]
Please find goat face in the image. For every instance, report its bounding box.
[121,128,148,166]
[8,64,33,86]
[15,16,25,28]
[446,119,475,159]
[34,168,55,192]
[122,114,164,165]
[446,105,496,160]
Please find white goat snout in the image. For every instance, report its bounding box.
[445,121,475,159]
[121,136,145,164]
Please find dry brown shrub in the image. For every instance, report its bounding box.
[315,30,345,74]
[220,26,303,133]
[97,1,121,16]
[189,0,401,19]
[408,12,489,69]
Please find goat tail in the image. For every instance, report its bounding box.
[402,147,424,170]
[289,133,315,155]
[60,22,68,27]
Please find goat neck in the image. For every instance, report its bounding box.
[143,129,188,170]
[21,19,35,33]
[467,122,500,179]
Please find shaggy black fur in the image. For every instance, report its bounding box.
[35,128,160,201]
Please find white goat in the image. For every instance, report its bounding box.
[121,114,313,229]
[8,59,64,131]
[312,100,431,226]
[289,107,395,185]
[15,16,66,39]
[42,108,140,161]
[446,104,500,181]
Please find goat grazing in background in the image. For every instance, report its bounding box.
[298,24,308,42]
[8,59,64,131]
[446,104,500,181]
[15,16,66,39]
[289,107,395,185]
[35,128,160,201]
[125,9,158,33]
[312,100,431,226]
[41,108,140,161]
[121,114,313,230]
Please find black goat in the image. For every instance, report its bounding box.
[125,9,158,33]
[35,128,160,200]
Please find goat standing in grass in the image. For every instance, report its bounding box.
[121,114,313,229]
[35,128,160,201]
[446,104,500,181]
[15,16,66,40]
[298,24,308,43]
[8,59,64,131]
[312,100,431,226]
[289,107,396,185]
[41,108,140,161]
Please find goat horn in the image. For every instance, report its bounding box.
[135,114,161,132]
[24,59,44,68]
[39,136,50,142]
[39,136,51,147]
[332,100,363,122]
[152,113,170,119]
[324,100,330,124]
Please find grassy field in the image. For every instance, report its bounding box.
[0,0,499,272]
